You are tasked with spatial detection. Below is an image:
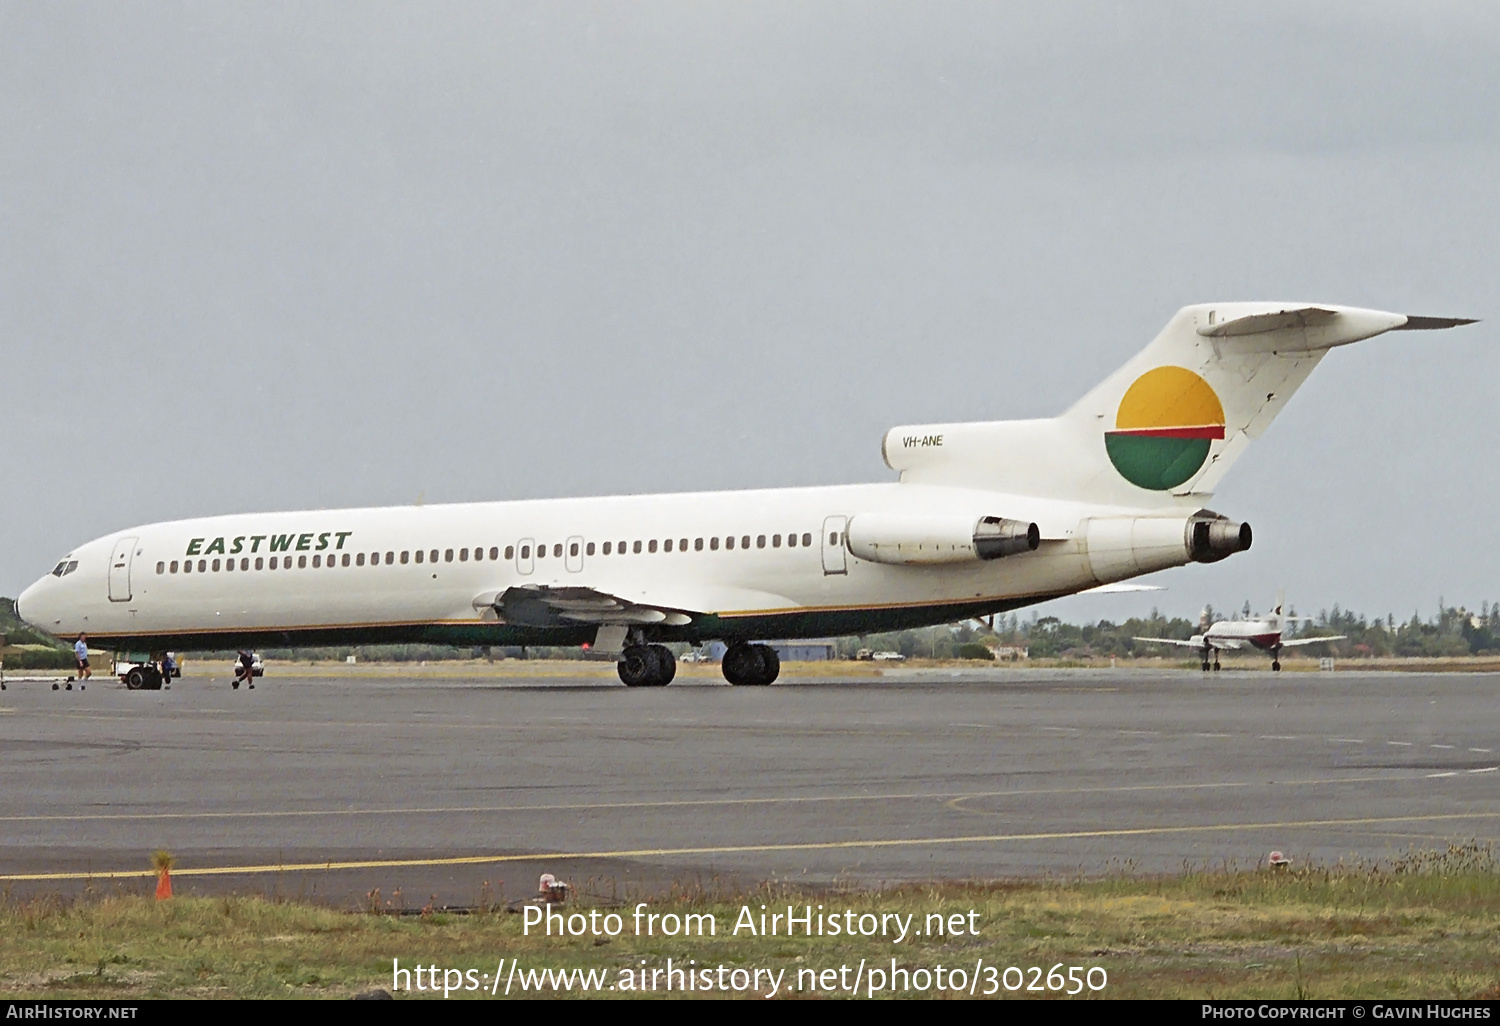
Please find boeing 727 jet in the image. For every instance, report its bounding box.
[16,304,1473,687]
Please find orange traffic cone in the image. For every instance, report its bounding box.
[151,850,175,900]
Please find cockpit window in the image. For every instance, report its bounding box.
[50,560,79,577]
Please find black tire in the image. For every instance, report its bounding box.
[1272,660,1281,672]
[146,667,163,691]
[126,668,146,690]
[721,643,765,686]
[753,644,780,685]
[617,646,657,687]
[648,645,676,686]
[52,682,58,690]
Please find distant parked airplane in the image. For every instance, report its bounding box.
[1134,592,1344,671]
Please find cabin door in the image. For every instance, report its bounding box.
[821,516,847,576]
[108,537,138,602]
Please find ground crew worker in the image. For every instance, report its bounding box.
[74,633,91,684]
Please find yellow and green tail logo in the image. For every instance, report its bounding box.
[1105,366,1225,491]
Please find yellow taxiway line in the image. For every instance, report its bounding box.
[3,810,1497,882]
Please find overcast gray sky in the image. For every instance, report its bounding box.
[1,1,1495,623]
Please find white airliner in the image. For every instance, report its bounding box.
[1133,592,1345,671]
[16,304,1473,688]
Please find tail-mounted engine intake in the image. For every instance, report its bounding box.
[1187,511,1252,564]
[846,514,1040,566]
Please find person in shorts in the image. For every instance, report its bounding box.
[74,633,91,682]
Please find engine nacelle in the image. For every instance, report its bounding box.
[846,514,1039,566]
[1084,509,1251,583]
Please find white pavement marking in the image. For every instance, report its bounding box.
[1386,741,1414,747]
[1329,738,1364,744]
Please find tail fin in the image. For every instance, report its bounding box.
[884,304,1474,508]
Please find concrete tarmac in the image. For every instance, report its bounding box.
[1,666,1496,907]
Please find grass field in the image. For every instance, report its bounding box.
[3,844,1498,999]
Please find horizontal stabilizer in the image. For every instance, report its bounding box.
[1196,307,1339,338]
[1392,316,1480,331]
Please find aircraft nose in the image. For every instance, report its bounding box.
[15,577,52,630]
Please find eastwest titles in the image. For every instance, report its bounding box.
[184,532,355,557]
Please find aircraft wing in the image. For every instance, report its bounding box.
[1278,635,1347,648]
[473,583,797,628]
[1132,637,1200,648]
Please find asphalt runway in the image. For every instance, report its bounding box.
[1,666,1497,907]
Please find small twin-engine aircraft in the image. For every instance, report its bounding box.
[1134,592,1345,671]
[16,303,1471,687]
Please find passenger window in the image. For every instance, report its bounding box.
[725,536,734,550]
[213,559,222,572]
[225,558,235,572]
[170,561,179,573]
[679,538,688,551]
[553,543,562,558]
[570,542,580,557]
[156,561,165,574]
[586,542,595,556]
[199,559,207,572]
[787,533,796,547]
[633,541,642,554]
[803,533,812,547]
[313,555,321,568]
[388,552,397,565]
[415,550,424,563]
[342,553,350,567]
[829,532,839,545]
[521,545,531,559]
[772,534,781,548]
[505,545,515,560]
[267,557,276,570]
[650,540,659,553]
[459,548,468,561]
[430,549,438,563]
[743,535,751,549]
[603,542,612,555]
[243,558,251,570]
[356,553,365,566]
[184,560,193,574]
[489,547,499,560]
[695,538,703,551]
[445,549,454,563]
[255,557,264,570]
[537,545,546,560]
[297,556,306,568]
[663,539,672,553]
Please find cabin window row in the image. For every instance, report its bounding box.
[153,532,819,575]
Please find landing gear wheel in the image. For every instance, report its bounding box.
[756,645,780,685]
[1201,660,1210,672]
[51,682,59,690]
[722,643,779,685]
[126,668,146,690]
[65,682,73,690]
[617,646,657,687]
[648,645,676,686]
[1212,659,1220,672]
[1272,660,1281,672]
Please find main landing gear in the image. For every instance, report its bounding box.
[1271,646,1282,673]
[125,666,163,691]
[1200,648,1220,672]
[617,644,677,687]
[721,643,780,686]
